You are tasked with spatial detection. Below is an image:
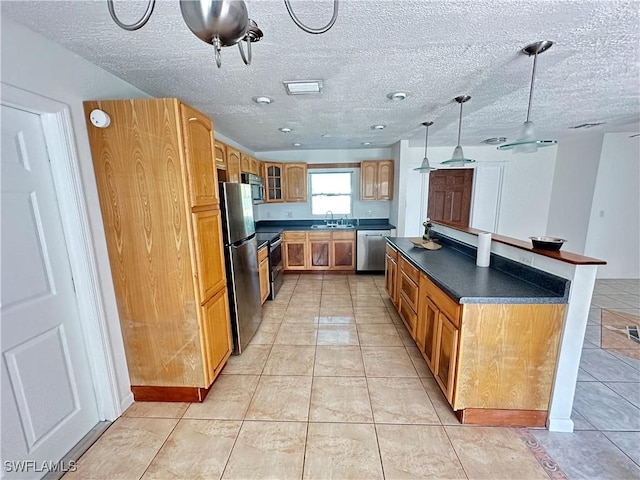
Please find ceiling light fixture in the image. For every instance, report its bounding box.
[362,142,372,146]
[441,95,476,165]
[107,0,338,68]
[414,121,436,172]
[279,127,292,133]
[292,143,302,147]
[283,80,323,95]
[371,125,386,130]
[321,134,332,138]
[252,96,274,105]
[481,137,507,145]
[498,40,557,153]
[386,91,410,101]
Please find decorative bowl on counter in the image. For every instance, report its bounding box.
[530,236,566,251]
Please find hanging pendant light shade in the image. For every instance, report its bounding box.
[441,95,476,165]
[498,40,558,153]
[414,121,437,172]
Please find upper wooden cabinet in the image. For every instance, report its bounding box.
[83,98,231,400]
[250,157,260,176]
[180,103,219,207]
[226,146,241,183]
[241,153,252,173]
[214,141,227,170]
[360,160,394,201]
[264,162,284,202]
[284,163,307,202]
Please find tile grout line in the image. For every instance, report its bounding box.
[136,417,181,480]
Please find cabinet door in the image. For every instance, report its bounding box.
[227,147,241,183]
[398,293,417,338]
[384,254,397,303]
[421,298,438,373]
[399,271,419,311]
[214,141,227,170]
[251,157,260,176]
[265,163,284,202]
[331,240,355,270]
[309,233,330,270]
[180,104,218,207]
[200,287,232,385]
[435,313,459,403]
[259,258,270,304]
[191,210,226,303]
[377,160,394,200]
[360,161,377,200]
[241,153,251,173]
[284,241,307,270]
[284,163,307,202]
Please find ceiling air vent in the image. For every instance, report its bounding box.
[283,80,323,95]
[569,122,606,129]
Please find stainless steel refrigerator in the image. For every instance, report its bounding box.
[219,182,262,354]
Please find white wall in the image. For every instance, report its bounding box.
[389,141,402,229]
[396,144,558,240]
[253,148,393,221]
[546,135,604,253]
[1,17,152,412]
[584,133,640,278]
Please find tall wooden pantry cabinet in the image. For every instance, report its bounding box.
[83,98,231,402]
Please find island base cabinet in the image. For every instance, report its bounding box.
[433,313,458,404]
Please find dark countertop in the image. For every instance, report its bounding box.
[255,219,396,233]
[387,237,570,305]
[256,231,280,250]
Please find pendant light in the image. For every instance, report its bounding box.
[441,95,476,165]
[498,40,557,153]
[414,121,437,172]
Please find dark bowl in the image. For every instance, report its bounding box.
[530,236,566,251]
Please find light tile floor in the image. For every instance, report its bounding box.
[66,274,640,479]
[532,278,640,479]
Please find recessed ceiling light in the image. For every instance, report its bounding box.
[252,96,274,105]
[279,127,292,133]
[386,91,410,101]
[371,125,386,130]
[292,143,302,147]
[321,134,331,138]
[481,137,507,145]
[569,122,606,129]
[283,80,323,95]
[362,142,372,146]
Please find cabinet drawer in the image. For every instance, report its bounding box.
[399,255,420,284]
[283,231,307,242]
[423,275,461,327]
[399,270,419,311]
[258,245,268,262]
[332,231,355,240]
[386,244,398,261]
[399,292,417,336]
[308,231,331,241]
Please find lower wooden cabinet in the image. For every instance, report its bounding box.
[398,292,417,336]
[283,230,355,271]
[434,312,459,403]
[258,245,270,304]
[384,253,398,306]
[200,287,232,385]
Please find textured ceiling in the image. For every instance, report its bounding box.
[3,0,640,150]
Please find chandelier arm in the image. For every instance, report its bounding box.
[526,51,539,123]
[107,0,155,31]
[238,38,252,66]
[283,0,339,34]
[213,37,222,68]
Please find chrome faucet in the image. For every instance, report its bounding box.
[325,210,335,226]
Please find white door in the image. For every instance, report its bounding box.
[1,105,99,479]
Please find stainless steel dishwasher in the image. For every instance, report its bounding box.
[356,230,392,272]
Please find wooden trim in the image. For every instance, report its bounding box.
[456,408,547,427]
[131,385,212,403]
[433,221,606,265]
[307,162,361,169]
[283,270,353,275]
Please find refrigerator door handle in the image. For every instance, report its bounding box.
[231,233,256,248]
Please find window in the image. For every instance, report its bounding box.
[310,172,352,215]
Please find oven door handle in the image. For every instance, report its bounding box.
[270,237,282,249]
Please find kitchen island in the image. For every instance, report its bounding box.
[385,235,570,427]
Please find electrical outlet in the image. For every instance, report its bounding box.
[518,255,533,265]
[599,210,605,218]
[365,210,372,217]
[286,211,293,218]
[266,211,272,218]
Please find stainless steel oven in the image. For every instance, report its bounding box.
[241,172,264,204]
[268,234,283,300]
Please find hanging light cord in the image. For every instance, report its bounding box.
[526,50,539,122]
[284,0,339,34]
[424,124,430,158]
[457,101,463,146]
[108,0,155,31]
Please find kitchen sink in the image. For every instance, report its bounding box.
[310,224,355,229]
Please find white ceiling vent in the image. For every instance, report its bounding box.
[283,80,323,95]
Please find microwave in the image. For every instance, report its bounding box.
[241,172,264,204]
